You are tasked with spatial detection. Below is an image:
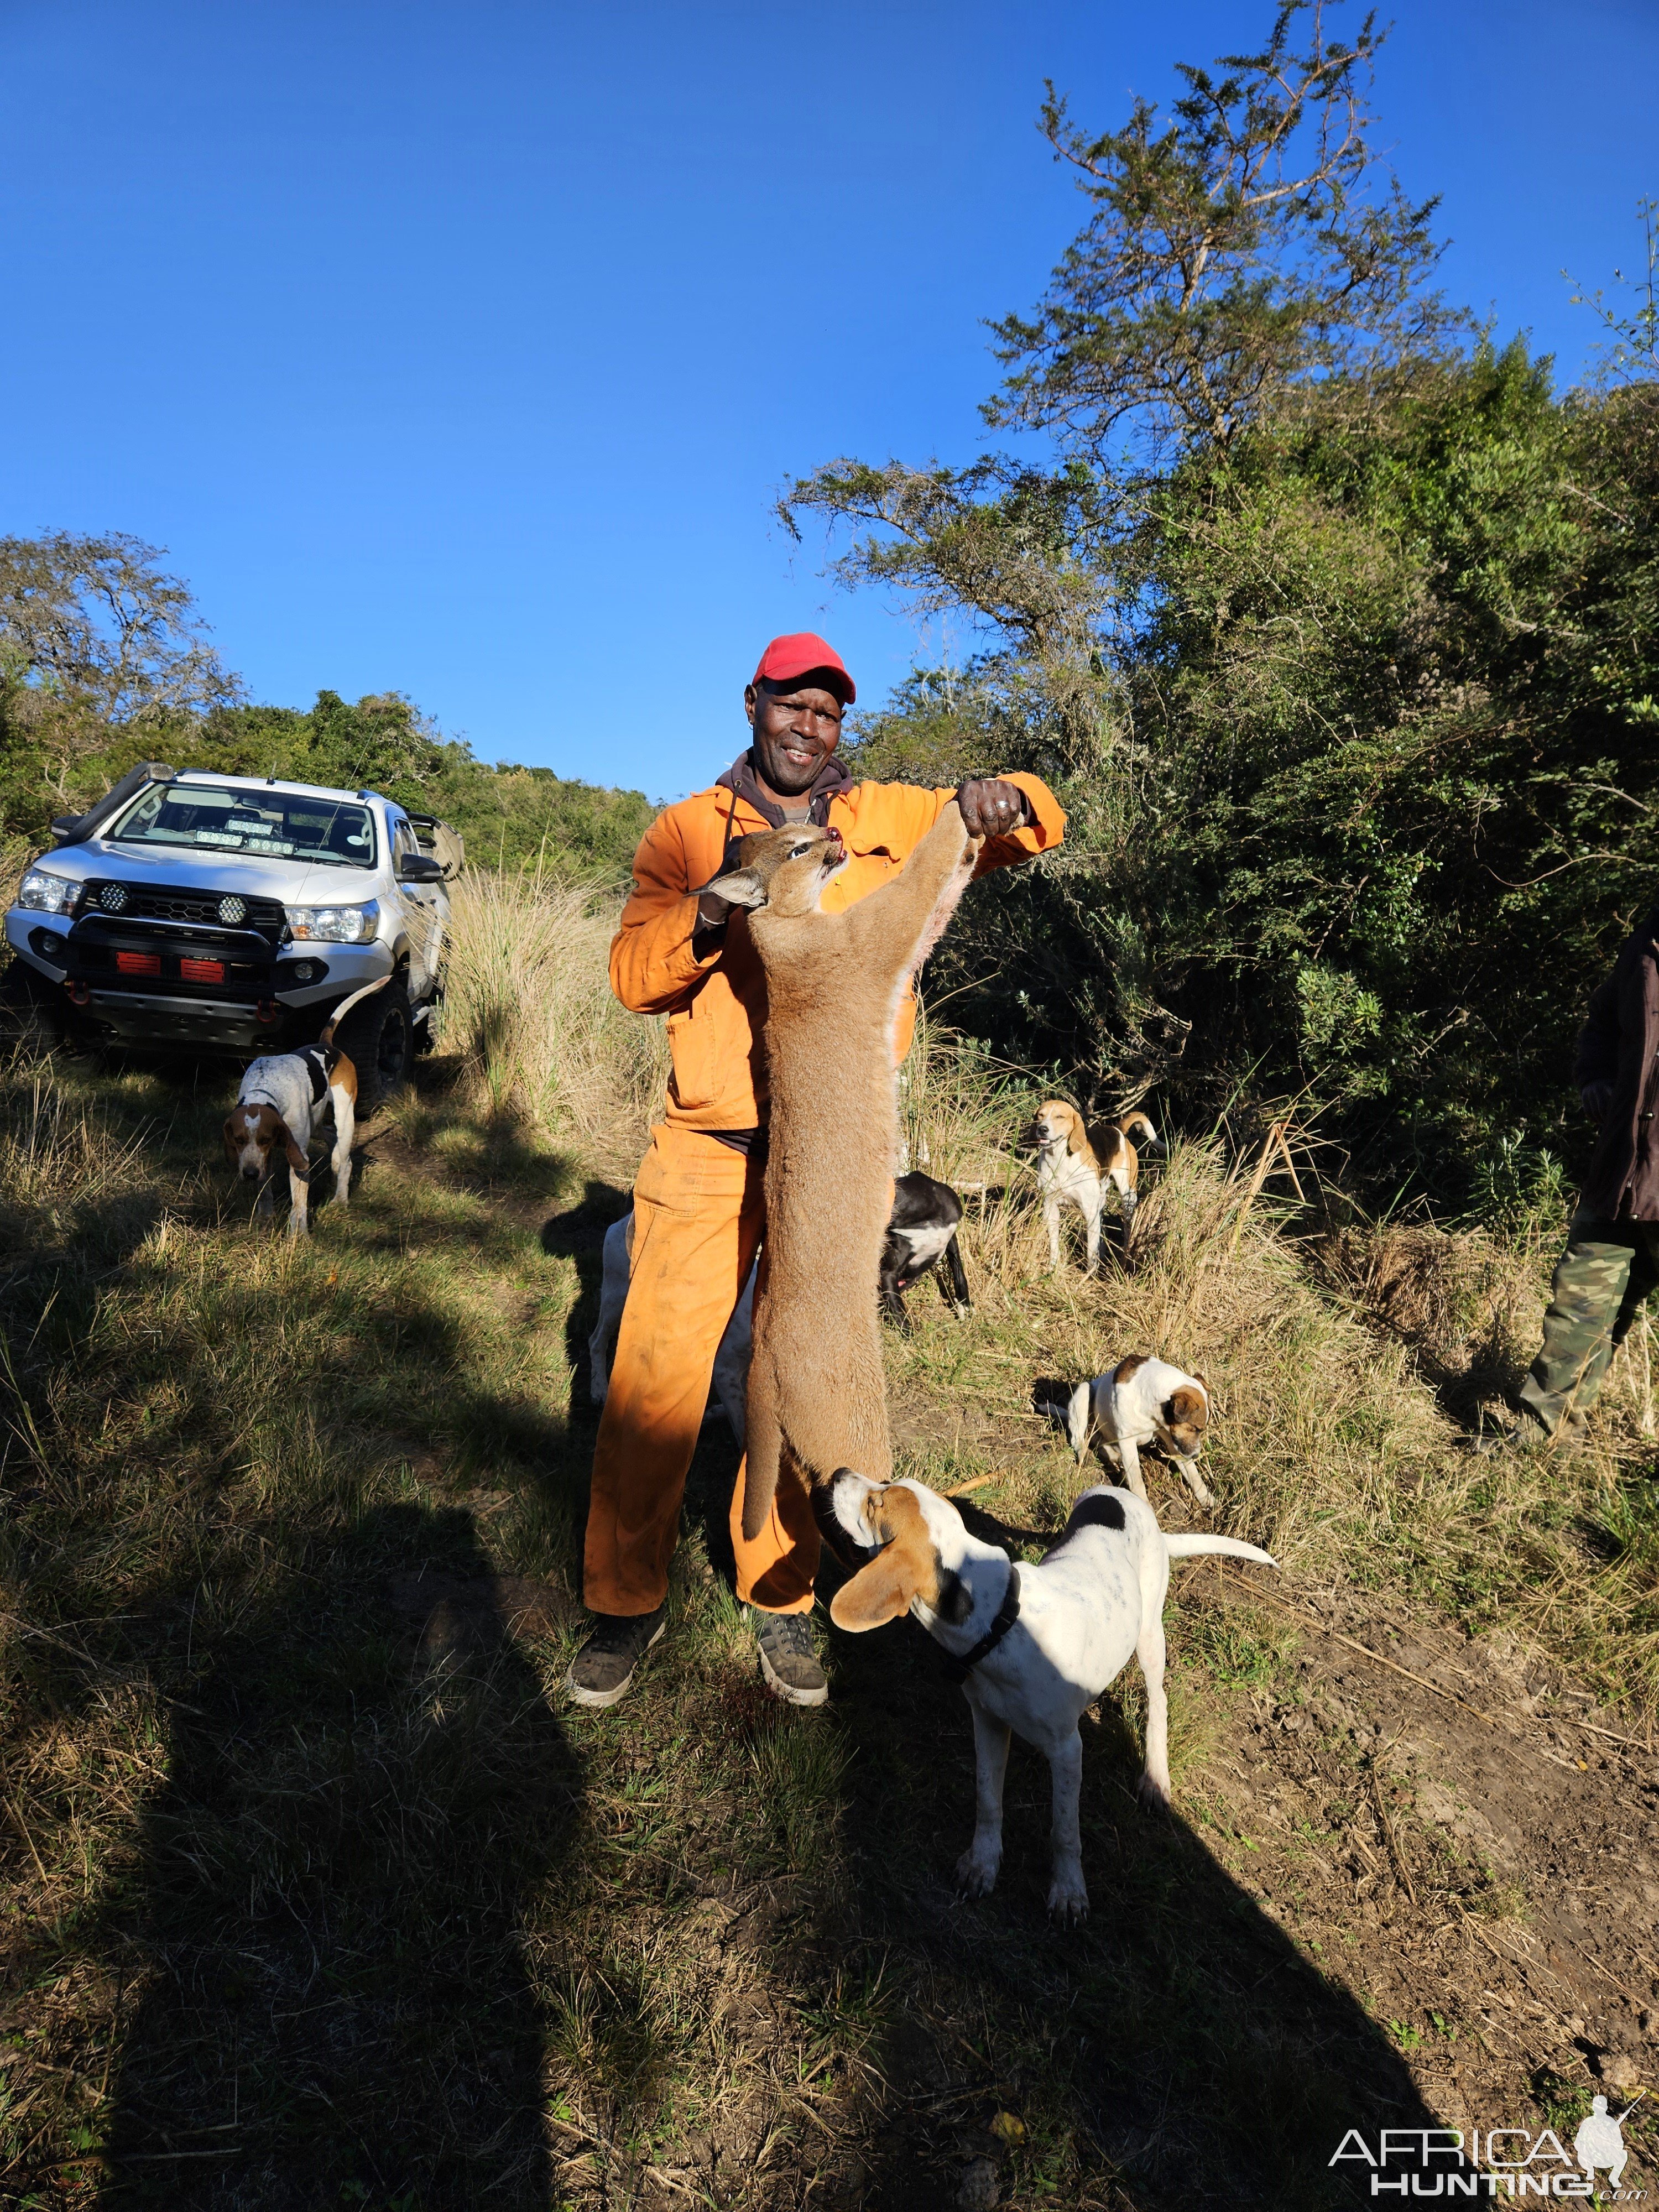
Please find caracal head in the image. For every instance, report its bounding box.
[707,823,847,917]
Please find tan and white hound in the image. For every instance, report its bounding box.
[222,977,389,1235]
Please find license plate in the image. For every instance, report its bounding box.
[116,951,161,977]
[180,956,226,982]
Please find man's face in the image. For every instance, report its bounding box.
[744,675,846,798]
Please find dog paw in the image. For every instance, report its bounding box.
[1046,1870,1089,1925]
[1136,1772,1172,1818]
[956,1849,1001,1899]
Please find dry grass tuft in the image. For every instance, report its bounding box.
[890,1015,1659,1713]
[0,1055,153,1235]
[442,867,666,1176]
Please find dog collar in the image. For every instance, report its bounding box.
[941,1567,1021,1682]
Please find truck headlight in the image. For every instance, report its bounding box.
[286,899,380,944]
[16,868,80,916]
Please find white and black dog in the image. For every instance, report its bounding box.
[222,977,389,1237]
[880,1171,972,1330]
[821,1472,1275,1922]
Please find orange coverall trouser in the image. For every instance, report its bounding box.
[581,1122,820,1618]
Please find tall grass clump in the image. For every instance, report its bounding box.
[890,1019,1659,1713]
[444,868,666,1175]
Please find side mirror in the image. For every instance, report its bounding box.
[395,851,445,883]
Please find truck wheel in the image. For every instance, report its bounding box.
[336,977,411,1113]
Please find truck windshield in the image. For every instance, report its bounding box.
[109,785,378,869]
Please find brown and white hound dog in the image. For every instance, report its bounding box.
[222,977,388,1235]
[1030,1103,1160,1273]
[1065,1353,1213,1506]
[820,1471,1275,1921]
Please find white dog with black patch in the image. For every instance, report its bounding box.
[821,1471,1275,1922]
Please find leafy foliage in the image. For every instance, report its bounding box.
[785,1,1659,1210]
[984,0,1464,463]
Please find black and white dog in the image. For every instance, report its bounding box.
[880,1171,972,1331]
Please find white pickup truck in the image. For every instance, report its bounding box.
[4,763,462,1103]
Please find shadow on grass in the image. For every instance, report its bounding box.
[103,1503,581,2209]
[540,1181,632,1410]
[781,1607,1447,2209]
[0,1047,589,2209]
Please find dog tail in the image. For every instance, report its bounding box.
[1164,1533,1277,1569]
[319,973,392,1047]
[1065,1379,1092,1463]
[1118,1110,1161,1150]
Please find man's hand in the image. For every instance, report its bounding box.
[956,778,1029,838]
[691,887,733,954]
[1582,1080,1615,1124]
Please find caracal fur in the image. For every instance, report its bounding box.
[707,802,982,1542]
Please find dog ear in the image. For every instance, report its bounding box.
[222,1117,240,1165]
[830,1548,923,1632]
[828,1488,936,1632]
[703,865,769,910]
[271,1115,309,1174]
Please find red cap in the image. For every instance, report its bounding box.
[752,631,855,704]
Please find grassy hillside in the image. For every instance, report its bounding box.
[1,684,656,886]
[1,874,1656,2207]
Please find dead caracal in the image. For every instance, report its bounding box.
[707,803,982,1541]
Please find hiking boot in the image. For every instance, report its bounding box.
[565,1605,666,1709]
[1470,1407,1586,1458]
[753,1608,828,1707]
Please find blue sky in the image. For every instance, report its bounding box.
[3,0,1656,802]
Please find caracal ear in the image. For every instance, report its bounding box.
[705,867,768,910]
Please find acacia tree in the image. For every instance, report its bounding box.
[985,1,1461,463]
[782,2,1456,683]
[779,5,1464,1116]
[0,533,240,817]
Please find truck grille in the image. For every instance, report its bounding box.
[81,880,286,940]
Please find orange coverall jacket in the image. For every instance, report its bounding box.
[582,768,1065,1622]
[610,771,1067,1119]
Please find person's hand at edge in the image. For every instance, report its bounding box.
[956,779,1030,838]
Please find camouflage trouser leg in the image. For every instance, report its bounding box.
[1517,1210,1659,1439]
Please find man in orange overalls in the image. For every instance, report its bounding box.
[568,632,1066,1708]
